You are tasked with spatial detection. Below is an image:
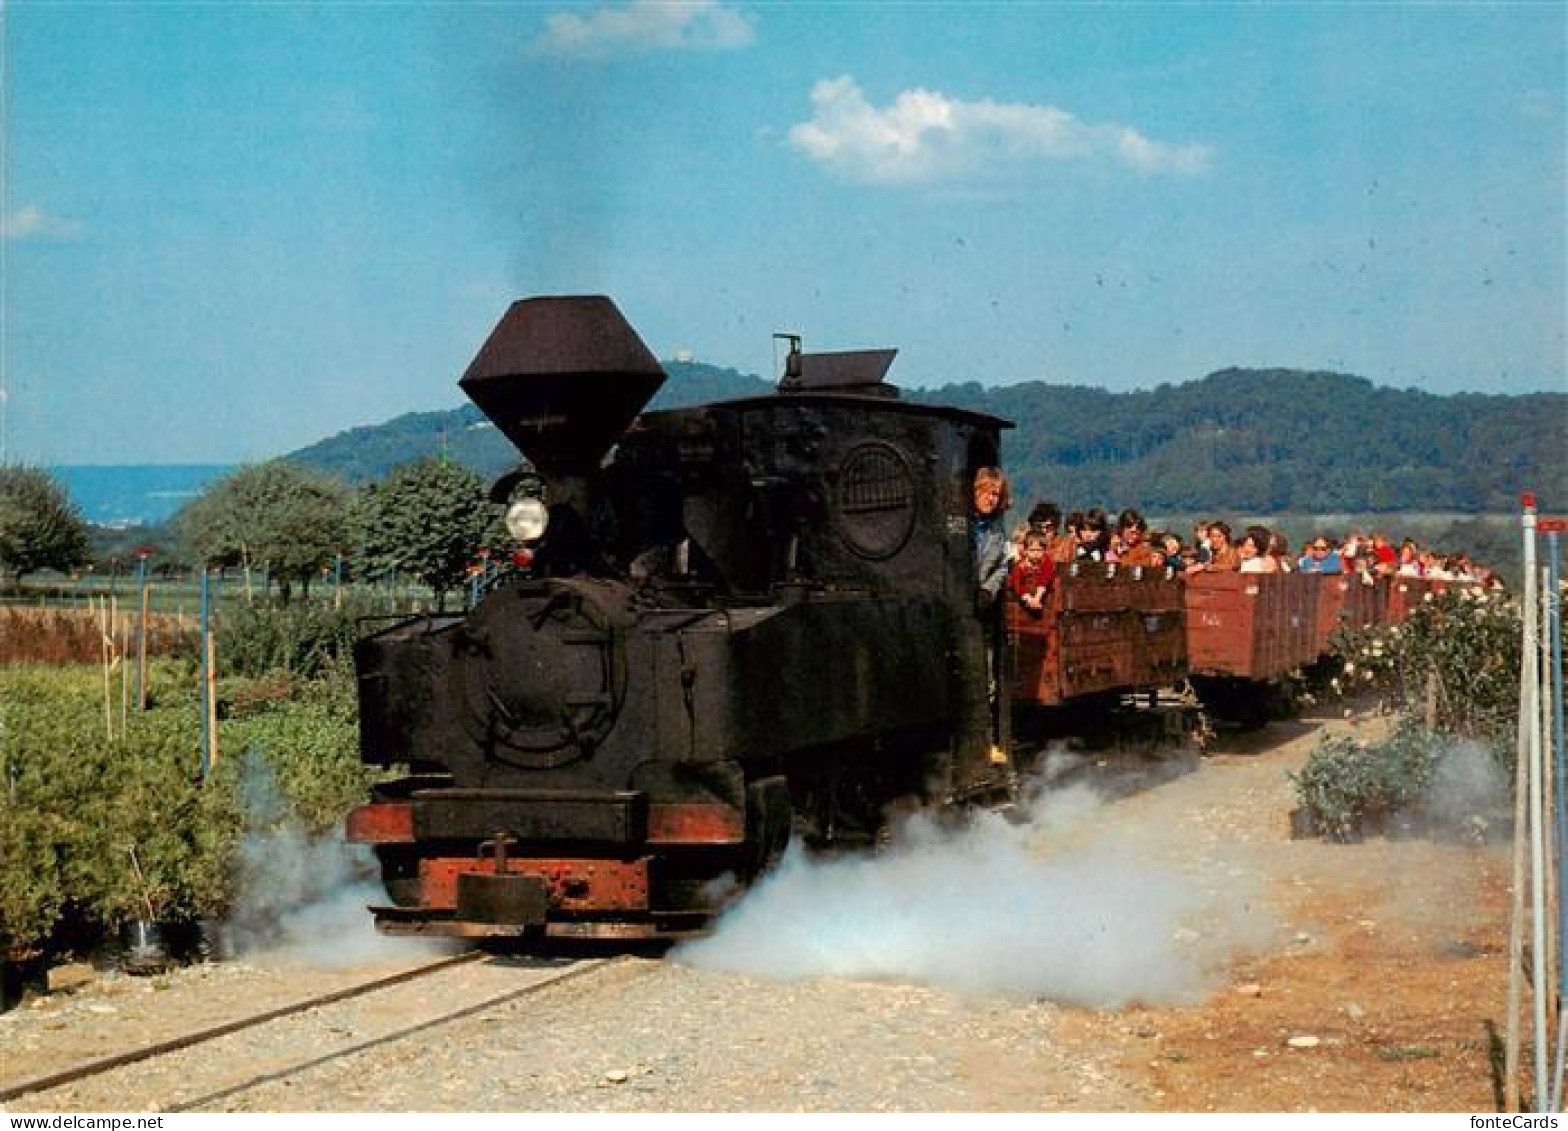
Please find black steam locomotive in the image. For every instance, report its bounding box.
[347,296,1019,940]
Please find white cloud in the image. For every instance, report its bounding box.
[787,76,1213,185]
[1,204,82,241]
[528,1,755,60]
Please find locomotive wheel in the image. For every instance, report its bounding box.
[373,845,424,907]
[746,774,793,876]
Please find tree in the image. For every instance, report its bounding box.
[0,465,91,583]
[350,458,498,610]
[177,461,350,603]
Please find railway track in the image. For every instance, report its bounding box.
[2,951,619,1111]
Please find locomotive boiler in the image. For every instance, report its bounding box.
[346,295,1016,939]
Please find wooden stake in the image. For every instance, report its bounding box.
[118,597,128,736]
[99,595,112,741]
[138,576,150,713]
[205,628,219,773]
[199,569,211,779]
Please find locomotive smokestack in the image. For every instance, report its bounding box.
[459,295,666,474]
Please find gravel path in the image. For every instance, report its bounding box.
[6,955,1137,1112]
[213,959,1136,1113]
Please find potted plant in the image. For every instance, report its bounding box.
[117,844,178,973]
[0,802,63,1008]
[94,752,206,974]
[180,768,244,962]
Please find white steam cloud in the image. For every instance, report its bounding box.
[1414,737,1511,839]
[226,755,445,966]
[788,75,1213,185]
[675,776,1274,1007]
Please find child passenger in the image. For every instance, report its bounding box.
[1009,531,1057,614]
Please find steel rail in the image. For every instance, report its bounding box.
[168,957,614,1112]
[0,949,484,1103]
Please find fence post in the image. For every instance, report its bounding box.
[199,568,212,781]
[1509,493,1541,1109]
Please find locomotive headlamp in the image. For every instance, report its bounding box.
[505,497,549,543]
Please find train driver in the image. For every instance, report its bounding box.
[971,466,1011,613]
[967,465,1013,773]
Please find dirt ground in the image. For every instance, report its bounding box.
[1068,706,1517,1112]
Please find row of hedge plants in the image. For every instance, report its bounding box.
[0,660,372,967]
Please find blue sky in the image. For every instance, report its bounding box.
[4,1,1564,466]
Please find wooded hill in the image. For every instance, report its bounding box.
[286,361,773,486]
[288,363,1564,513]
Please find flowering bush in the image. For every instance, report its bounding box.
[1295,583,1560,838]
[1328,586,1526,760]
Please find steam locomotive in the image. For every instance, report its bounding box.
[344,295,1456,941]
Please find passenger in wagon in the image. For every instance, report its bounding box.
[1054,510,1084,564]
[1267,530,1294,573]
[1297,536,1344,574]
[1158,531,1186,570]
[1192,521,1213,565]
[1009,521,1032,566]
[1397,538,1424,576]
[1009,531,1057,614]
[1027,501,1061,541]
[1027,501,1076,569]
[1237,526,1279,573]
[1076,507,1112,562]
[1186,521,1239,573]
[1113,507,1160,569]
[1350,545,1379,584]
[1370,532,1398,575]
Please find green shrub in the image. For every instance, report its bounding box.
[224,673,365,833]
[215,596,379,680]
[1291,722,1440,841]
[0,792,70,957]
[0,662,373,956]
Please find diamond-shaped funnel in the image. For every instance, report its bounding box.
[458,296,666,474]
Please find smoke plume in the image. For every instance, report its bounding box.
[1414,737,1511,838]
[674,773,1276,1007]
[225,754,446,966]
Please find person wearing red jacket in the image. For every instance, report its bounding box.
[1009,531,1057,614]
